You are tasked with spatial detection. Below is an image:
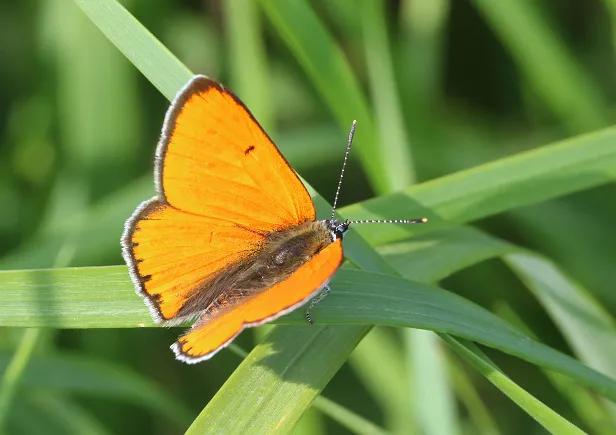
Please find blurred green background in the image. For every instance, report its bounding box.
[1,0,616,434]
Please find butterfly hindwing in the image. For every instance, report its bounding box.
[171,239,344,363]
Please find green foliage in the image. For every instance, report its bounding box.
[1,0,616,434]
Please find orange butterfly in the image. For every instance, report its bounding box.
[122,75,426,364]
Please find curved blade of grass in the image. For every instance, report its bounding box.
[360,0,415,188]
[377,226,517,283]
[447,356,502,435]
[185,324,368,435]
[350,327,500,435]
[504,253,616,380]
[3,265,616,404]
[473,0,607,133]
[341,126,616,245]
[442,336,585,434]
[398,0,450,106]
[380,225,616,427]
[24,393,113,435]
[311,396,390,435]
[496,303,616,434]
[380,227,616,381]
[605,0,616,52]
[0,329,42,428]
[258,0,391,194]
[0,352,193,426]
[408,330,459,435]
[10,394,108,435]
[73,0,191,101]
[348,327,413,432]
[223,0,272,132]
[509,200,616,326]
[360,3,453,430]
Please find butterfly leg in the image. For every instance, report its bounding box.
[305,285,331,324]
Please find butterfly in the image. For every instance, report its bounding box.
[121,75,427,364]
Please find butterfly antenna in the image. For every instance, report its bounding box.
[330,120,357,220]
[330,120,428,227]
[348,217,427,225]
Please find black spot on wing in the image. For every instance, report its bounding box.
[244,145,255,155]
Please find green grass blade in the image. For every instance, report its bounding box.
[473,0,608,133]
[9,394,105,435]
[25,393,113,435]
[185,324,369,435]
[382,227,616,382]
[311,396,390,435]
[224,0,273,132]
[73,0,192,100]
[342,126,616,245]
[382,227,616,371]
[349,327,413,432]
[604,0,616,52]
[0,329,42,428]
[0,266,151,328]
[378,226,517,283]
[381,226,616,424]
[398,0,450,106]
[443,336,586,434]
[509,201,616,332]
[3,265,616,404]
[408,330,458,435]
[496,303,616,434]
[0,352,193,426]
[447,357,502,435]
[258,0,390,193]
[504,253,616,380]
[360,0,415,188]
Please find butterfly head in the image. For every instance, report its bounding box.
[326,218,350,241]
[325,120,427,244]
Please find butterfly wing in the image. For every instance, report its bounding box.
[157,76,315,230]
[122,75,316,323]
[123,199,264,322]
[171,239,344,363]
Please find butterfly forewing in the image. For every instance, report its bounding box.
[158,77,315,229]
